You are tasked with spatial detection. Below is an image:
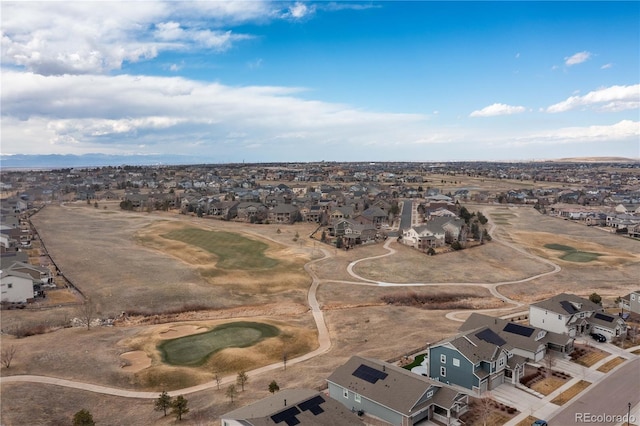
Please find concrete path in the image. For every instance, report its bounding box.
[502,346,640,426]
[0,205,572,402]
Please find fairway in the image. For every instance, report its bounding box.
[161,227,279,270]
[544,243,601,262]
[158,322,280,366]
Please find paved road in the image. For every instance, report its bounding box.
[549,357,640,426]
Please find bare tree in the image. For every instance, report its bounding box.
[75,298,96,330]
[213,371,221,390]
[479,393,494,426]
[226,384,238,404]
[543,350,557,377]
[236,370,249,391]
[1,345,17,368]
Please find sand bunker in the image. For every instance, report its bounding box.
[159,325,208,339]
[120,351,151,372]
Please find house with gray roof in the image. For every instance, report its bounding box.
[460,313,574,360]
[221,388,361,426]
[529,293,626,342]
[428,327,516,394]
[327,355,469,426]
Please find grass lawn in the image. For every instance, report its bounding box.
[402,353,426,370]
[597,356,626,373]
[158,321,280,366]
[572,346,610,367]
[543,243,601,262]
[550,380,591,405]
[516,416,542,426]
[531,376,568,396]
[161,227,279,270]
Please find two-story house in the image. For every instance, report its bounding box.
[459,313,574,360]
[428,327,516,394]
[620,290,640,315]
[530,293,626,342]
[327,356,469,426]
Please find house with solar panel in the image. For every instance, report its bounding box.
[326,355,469,426]
[220,388,362,426]
[460,313,574,360]
[427,326,516,394]
[529,293,626,342]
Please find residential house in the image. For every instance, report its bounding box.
[221,388,361,426]
[459,313,573,360]
[353,206,388,228]
[1,269,36,303]
[268,204,300,224]
[402,224,446,249]
[327,356,469,426]
[620,290,640,315]
[529,293,626,342]
[328,219,378,245]
[236,202,268,222]
[428,327,517,393]
[5,261,53,286]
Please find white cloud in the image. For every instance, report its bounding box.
[564,51,592,66]
[518,120,639,145]
[282,2,315,20]
[0,1,282,75]
[470,103,526,117]
[1,71,444,156]
[601,63,613,69]
[546,84,640,113]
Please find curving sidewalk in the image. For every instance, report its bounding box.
[1,206,564,399]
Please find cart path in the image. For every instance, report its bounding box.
[2,206,562,397]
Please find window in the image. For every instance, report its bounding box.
[558,314,562,320]
[632,294,636,301]
[426,390,434,399]
[453,358,460,367]
[440,354,446,364]
[7,284,12,289]
[440,366,446,377]
[354,393,361,403]
[498,358,505,367]
[343,389,348,399]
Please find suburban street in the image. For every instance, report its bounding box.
[549,357,640,426]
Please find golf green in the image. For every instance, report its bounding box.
[158,322,280,366]
[544,243,601,263]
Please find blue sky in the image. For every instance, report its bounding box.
[1,1,639,164]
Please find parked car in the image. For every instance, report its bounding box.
[590,333,606,342]
[532,420,548,426]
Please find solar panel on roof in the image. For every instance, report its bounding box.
[298,395,325,416]
[560,301,578,313]
[352,364,388,384]
[475,328,507,346]
[271,406,301,426]
[594,312,614,323]
[503,322,535,337]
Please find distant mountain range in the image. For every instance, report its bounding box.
[0,154,638,170]
[0,154,209,169]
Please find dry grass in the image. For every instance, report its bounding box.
[597,356,626,373]
[572,345,610,367]
[550,380,591,405]
[530,376,568,396]
[516,416,542,426]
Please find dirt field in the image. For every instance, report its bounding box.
[1,200,639,425]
